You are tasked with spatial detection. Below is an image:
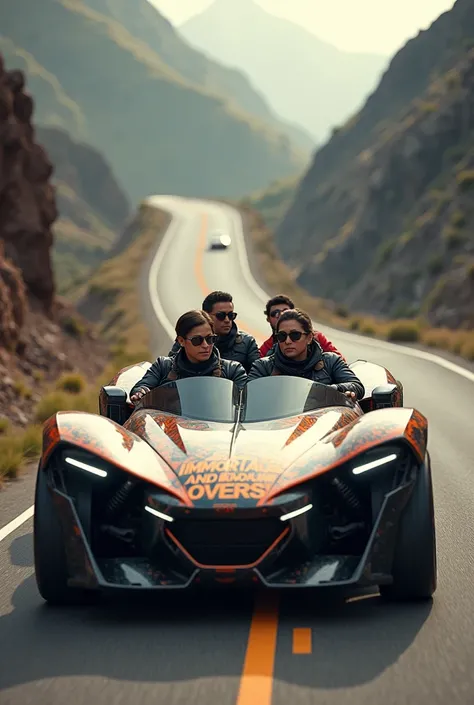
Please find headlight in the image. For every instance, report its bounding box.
[352,453,397,475]
[280,504,313,521]
[65,456,108,478]
[144,505,174,522]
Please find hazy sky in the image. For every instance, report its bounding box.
[151,0,456,54]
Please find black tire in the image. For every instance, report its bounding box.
[34,466,90,606]
[380,453,437,601]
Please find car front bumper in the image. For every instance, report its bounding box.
[49,479,414,593]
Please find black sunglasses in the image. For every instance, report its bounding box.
[269,308,287,318]
[276,330,304,343]
[186,334,217,346]
[214,311,237,321]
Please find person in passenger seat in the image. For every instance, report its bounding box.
[259,294,345,360]
[130,310,247,403]
[249,308,364,400]
[169,291,259,372]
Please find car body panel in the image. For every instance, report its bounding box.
[35,361,432,596]
[42,399,426,511]
[41,412,192,505]
[260,406,427,503]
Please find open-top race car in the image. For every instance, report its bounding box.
[33,359,436,605]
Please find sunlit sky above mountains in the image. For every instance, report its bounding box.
[151,0,456,54]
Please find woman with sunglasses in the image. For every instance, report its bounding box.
[259,294,345,360]
[248,308,364,400]
[130,310,247,403]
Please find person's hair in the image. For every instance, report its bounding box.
[175,310,214,338]
[276,308,313,335]
[264,294,294,317]
[202,290,233,313]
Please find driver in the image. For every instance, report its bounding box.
[248,308,364,400]
[169,291,259,372]
[130,310,247,403]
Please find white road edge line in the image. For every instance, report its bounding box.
[146,200,183,339]
[0,505,34,542]
[2,194,472,542]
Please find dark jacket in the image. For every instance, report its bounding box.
[130,347,247,397]
[248,342,364,399]
[169,323,260,372]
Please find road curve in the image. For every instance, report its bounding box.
[1,196,474,705]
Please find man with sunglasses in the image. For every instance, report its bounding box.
[169,291,260,372]
[259,294,345,359]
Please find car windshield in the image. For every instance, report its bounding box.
[242,376,355,421]
[133,377,238,422]
[133,376,354,423]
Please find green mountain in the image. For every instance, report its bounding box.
[0,0,307,203]
[242,175,299,231]
[180,0,388,142]
[84,0,314,152]
[270,0,474,329]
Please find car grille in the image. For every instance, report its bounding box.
[168,518,285,566]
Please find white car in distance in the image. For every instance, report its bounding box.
[208,231,232,250]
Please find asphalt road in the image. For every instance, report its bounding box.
[1,196,474,705]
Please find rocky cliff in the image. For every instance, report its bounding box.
[274,0,474,329]
[0,59,56,312]
[0,54,107,426]
[36,126,131,293]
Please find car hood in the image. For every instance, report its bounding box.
[124,406,362,505]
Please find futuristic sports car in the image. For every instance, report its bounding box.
[33,359,436,605]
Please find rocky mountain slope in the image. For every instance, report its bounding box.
[274,0,474,329]
[0,0,307,204]
[0,54,108,426]
[37,126,131,293]
[179,0,388,142]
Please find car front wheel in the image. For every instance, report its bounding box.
[34,465,89,606]
[380,453,437,601]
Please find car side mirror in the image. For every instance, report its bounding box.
[372,383,398,409]
[99,386,131,424]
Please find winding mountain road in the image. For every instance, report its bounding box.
[1,196,473,705]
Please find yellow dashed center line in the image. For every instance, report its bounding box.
[194,210,278,704]
[292,627,312,654]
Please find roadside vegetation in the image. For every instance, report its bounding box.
[0,205,170,485]
[237,202,474,362]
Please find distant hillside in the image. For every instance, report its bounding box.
[274,0,474,329]
[180,0,388,142]
[243,176,299,231]
[0,0,307,204]
[37,127,130,294]
[0,37,86,137]
[84,0,314,152]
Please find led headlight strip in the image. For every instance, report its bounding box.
[65,456,107,477]
[144,505,174,522]
[352,453,397,475]
[280,504,313,522]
